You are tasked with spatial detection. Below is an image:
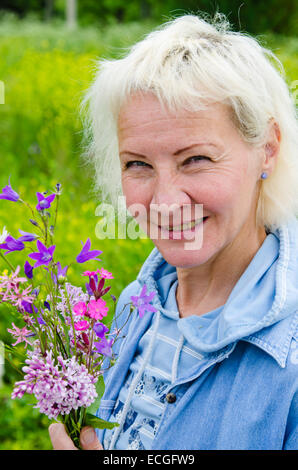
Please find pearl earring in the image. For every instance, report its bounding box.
[261,172,268,179]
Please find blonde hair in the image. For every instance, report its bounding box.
[80,12,298,231]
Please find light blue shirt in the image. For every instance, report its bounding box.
[103,279,223,449]
[96,220,298,450]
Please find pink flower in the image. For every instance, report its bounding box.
[0,266,35,308]
[98,268,113,279]
[7,322,32,347]
[5,284,35,309]
[82,270,100,277]
[0,265,28,294]
[87,298,108,320]
[73,301,87,316]
[74,320,90,331]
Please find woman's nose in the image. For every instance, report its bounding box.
[150,178,192,225]
[151,174,190,206]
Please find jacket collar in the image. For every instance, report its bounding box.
[242,310,298,368]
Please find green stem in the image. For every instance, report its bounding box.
[63,413,82,450]
[53,194,60,230]
[0,251,16,272]
[64,284,77,356]
[19,199,45,237]
[87,319,95,372]
[40,211,48,245]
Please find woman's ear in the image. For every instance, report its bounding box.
[262,119,281,173]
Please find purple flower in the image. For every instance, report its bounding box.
[24,261,34,279]
[0,178,19,202]
[37,313,46,325]
[28,240,55,268]
[50,262,68,284]
[0,235,25,255]
[130,284,158,318]
[36,192,56,211]
[76,238,102,264]
[18,229,38,242]
[43,301,51,311]
[21,300,38,314]
[94,336,113,358]
[85,282,93,296]
[93,322,109,338]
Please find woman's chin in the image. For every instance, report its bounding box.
[150,217,216,267]
[153,238,215,268]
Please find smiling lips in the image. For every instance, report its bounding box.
[158,217,208,232]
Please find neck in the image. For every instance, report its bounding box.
[176,224,267,318]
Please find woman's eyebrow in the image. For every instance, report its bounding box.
[119,151,148,158]
[173,142,220,155]
[120,142,220,159]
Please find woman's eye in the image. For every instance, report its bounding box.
[124,156,209,169]
[184,156,209,164]
[125,160,150,169]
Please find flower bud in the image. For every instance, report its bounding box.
[29,219,39,227]
[57,275,66,285]
[82,332,89,346]
[24,261,33,279]
[32,287,40,297]
[89,277,96,293]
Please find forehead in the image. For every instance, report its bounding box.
[117,92,236,145]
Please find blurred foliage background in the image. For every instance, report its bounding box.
[0,0,297,450]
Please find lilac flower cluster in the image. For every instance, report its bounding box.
[54,282,90,316]
[12,351,98,419]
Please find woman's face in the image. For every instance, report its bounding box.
[118,92,264,268]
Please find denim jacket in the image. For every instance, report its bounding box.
[96,219,298,450]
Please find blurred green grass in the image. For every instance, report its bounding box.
[0,15,297,449]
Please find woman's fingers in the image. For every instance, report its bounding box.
[80,426,103,450]
[48,423,103,450]
[48,423,78,450]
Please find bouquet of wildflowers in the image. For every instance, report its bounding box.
[0,178,157,449]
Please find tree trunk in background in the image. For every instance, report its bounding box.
[44,0,54,22]
[66,0,77,29]
[140,0,151,19]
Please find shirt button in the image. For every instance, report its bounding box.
[166,392,177,404]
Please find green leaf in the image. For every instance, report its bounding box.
[86,375,105,415]
[96,374,105,398]
[84,413,119,430]
[4,343,26,361]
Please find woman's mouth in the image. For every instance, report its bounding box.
[157,217,208,239]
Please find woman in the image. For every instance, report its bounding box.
[49,13,298,450]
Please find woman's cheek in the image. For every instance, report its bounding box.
[193,179,233,215]
[122,180,150,221]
